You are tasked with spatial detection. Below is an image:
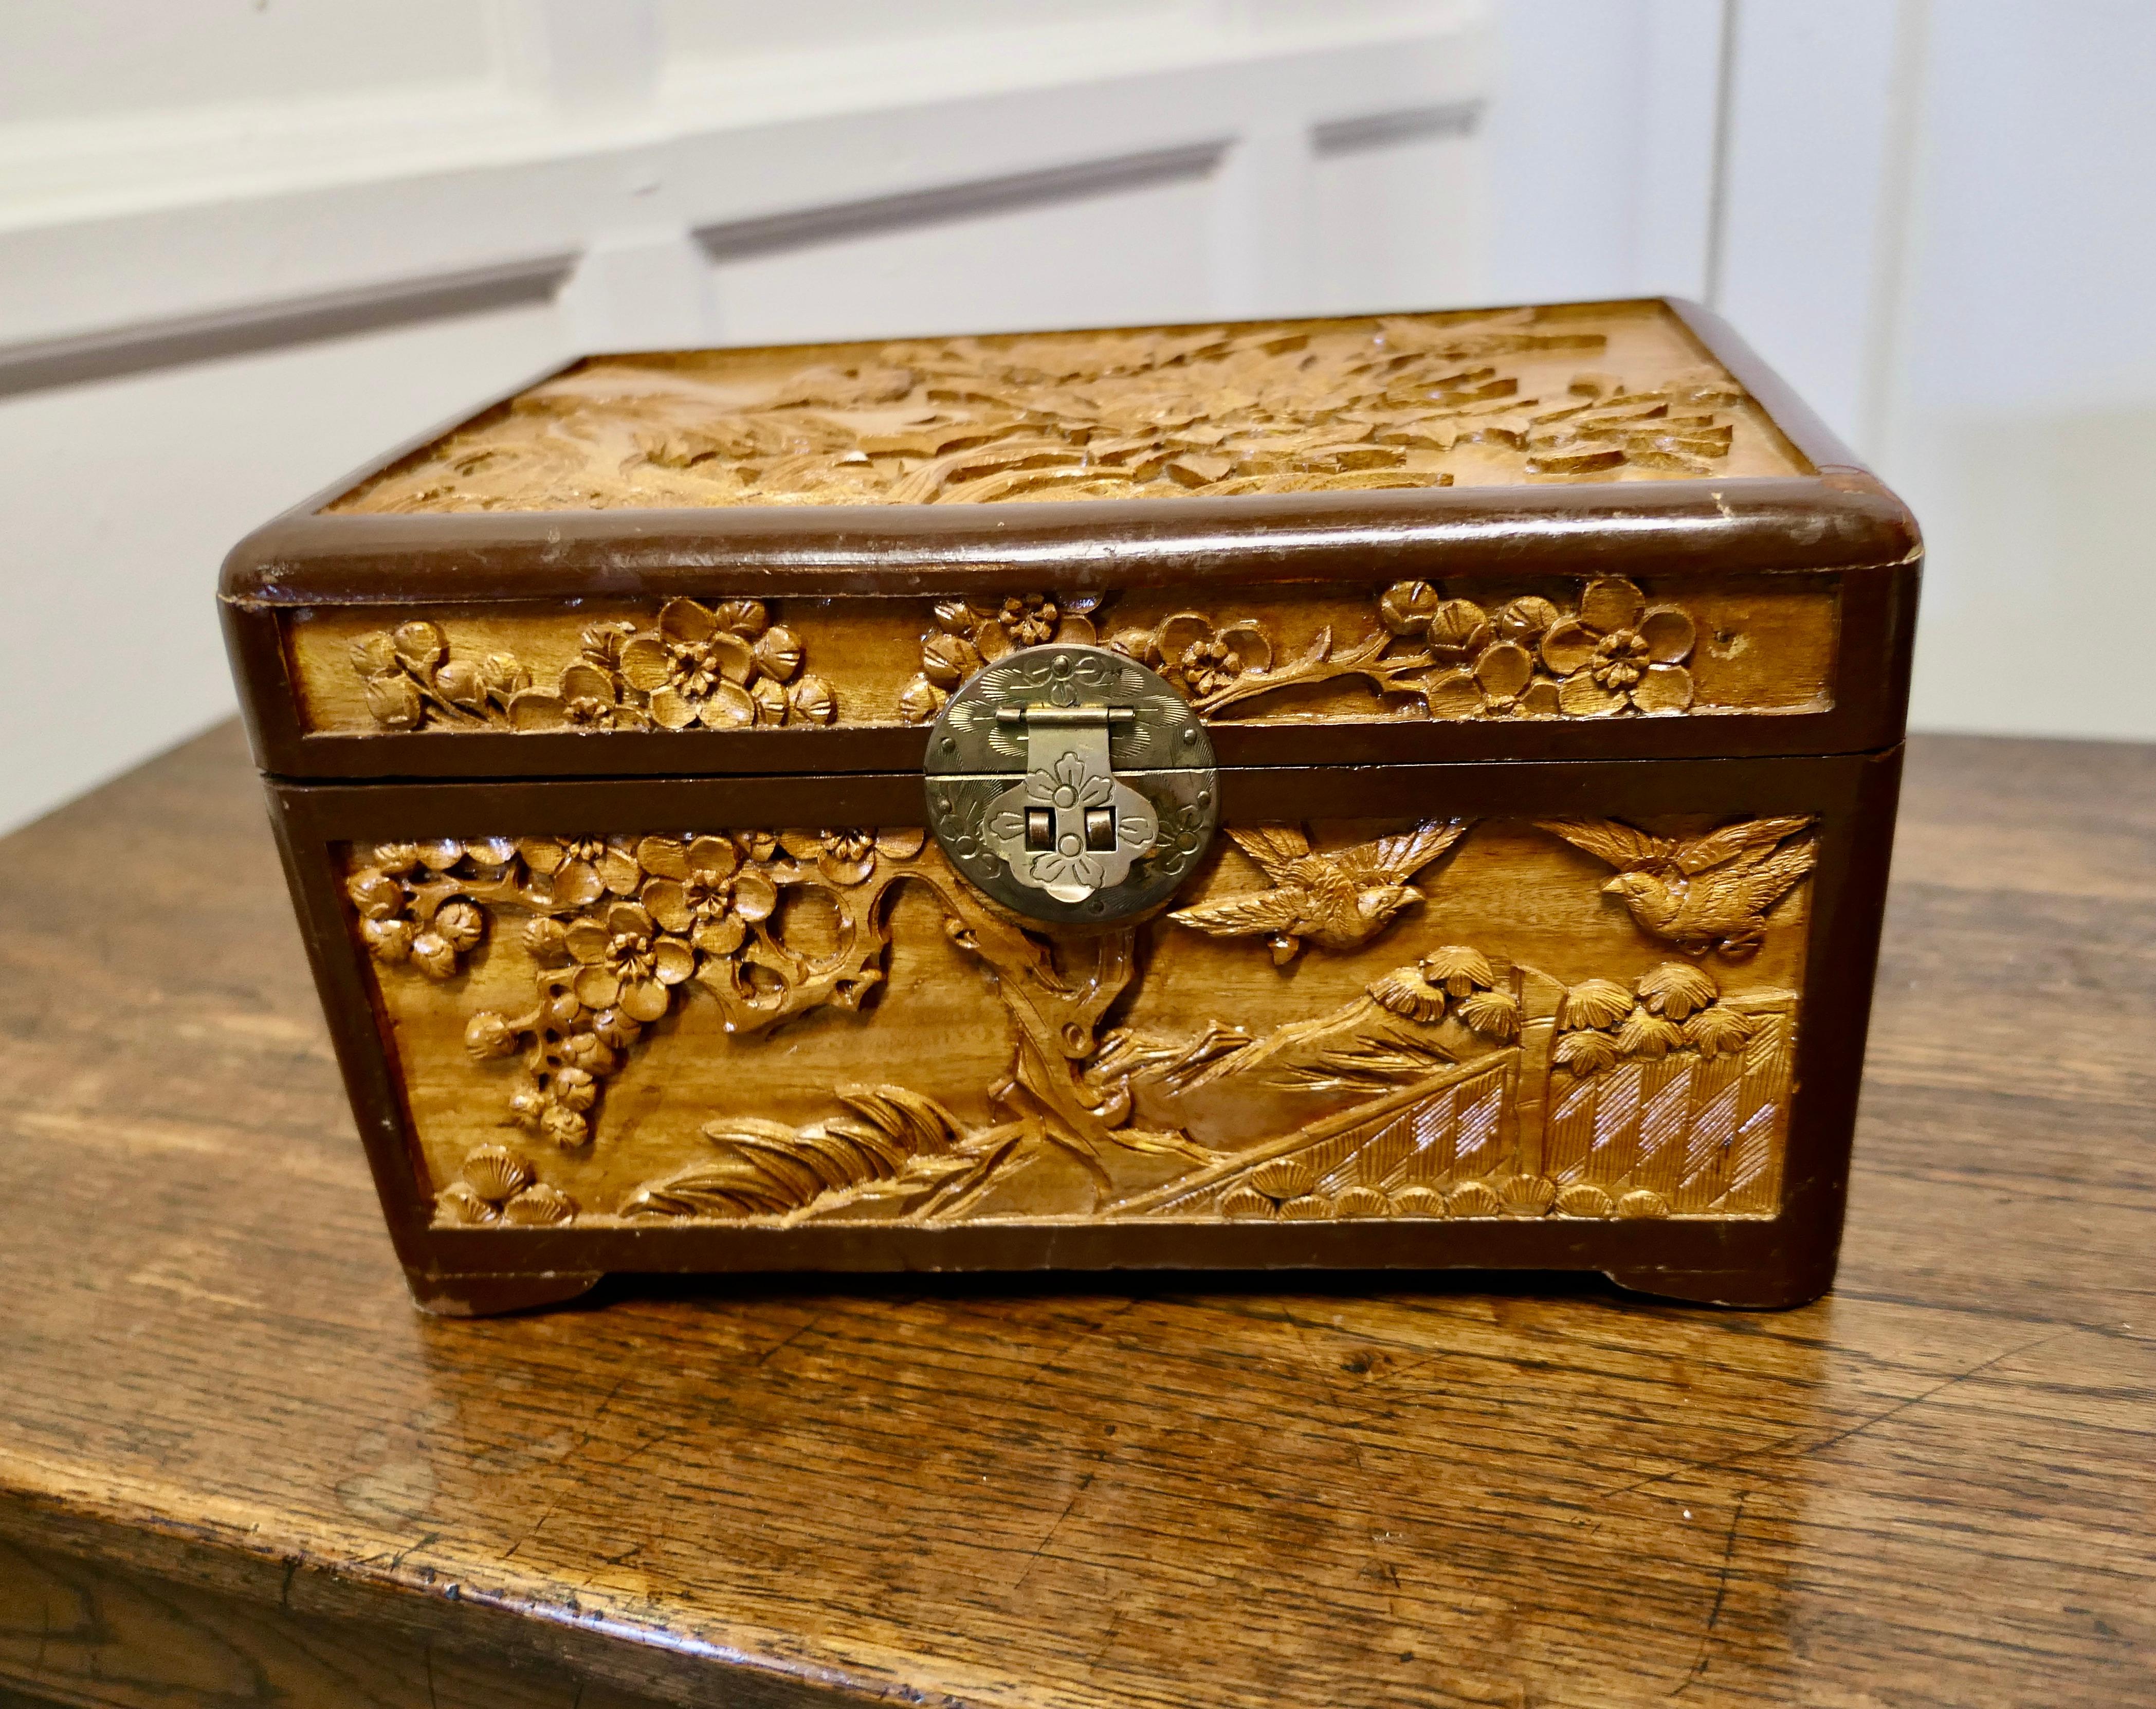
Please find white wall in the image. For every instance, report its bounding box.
[1875,1,2156,741]
[1485,0,1724,304]
[1,0,2148,835]
[1490,0,2156,743]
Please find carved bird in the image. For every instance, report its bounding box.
[1169,821,1470,965]
[1536,814,1818,957]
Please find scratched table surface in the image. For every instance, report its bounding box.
[0,725,2149,1709]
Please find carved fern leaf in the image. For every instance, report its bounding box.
[622,1085,962,1220]
[1272,1034,1458,1092]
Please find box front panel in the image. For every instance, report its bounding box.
[275,751,1897,1302]
[347,814,1808,1234]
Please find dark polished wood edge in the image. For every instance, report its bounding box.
[228,561,1917,779]
[222,474,1916,604]
[268,747,1902,1314]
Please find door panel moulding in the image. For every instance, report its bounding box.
[0,254,577,399]
[694,142,1233,263]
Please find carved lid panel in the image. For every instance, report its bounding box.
[326,301,1809,516]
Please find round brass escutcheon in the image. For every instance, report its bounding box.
[923,644,1219,925]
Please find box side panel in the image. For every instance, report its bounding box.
[272,750,1899,1307]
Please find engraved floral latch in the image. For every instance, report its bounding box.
[925,644,1218,924]
[983,704,1159,903]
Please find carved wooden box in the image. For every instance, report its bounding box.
[222,299,1917,1315]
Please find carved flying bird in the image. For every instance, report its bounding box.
[1536,814,1818,957]
[1168,820,1470,965]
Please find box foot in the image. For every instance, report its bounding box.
[404,1270,605,1317]
[1602,1264,1831,1310]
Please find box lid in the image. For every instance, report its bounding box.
[222,298,1919,781]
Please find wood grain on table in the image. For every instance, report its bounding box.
[0,725,2148,1709]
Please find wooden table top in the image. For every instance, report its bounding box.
[0,725,2149,1709]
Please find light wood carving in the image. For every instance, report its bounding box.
[343,813,1810,1232]
[1166,822,1470,963]
[343,598,835,733]
[1534,815,1818,956]
[329,304,1805,516]
[303,575,1836,735]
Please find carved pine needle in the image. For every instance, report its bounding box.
[622,1086,967,1221]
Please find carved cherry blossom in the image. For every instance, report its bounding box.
[619,598,759,729]
[464,1010,518,1062]
[348,868,405,922]
[567,901,695,1022]
[637,834,778,957]
[362,671,425,730]
[409,929,460,979]
[1492,596,1562,646]
[558,1031,618,1076]
[360,599,832,733]
[539,1103,587,1149]
[753,625,803,683]
[788,674,836,723]
[1379,580,1441,635]
[507,658,652,731]
[352,620,532,730]
[996,594,1062,647]
[517,838,641,910]
[578,620,638,670]
[779,829,879,887]
[1154,613,1272,698]
[708,599,769,638]
[434,900,483,951]
[974,592,1099,652]
[1420,641,1563,720]
[1378,583,1491,663]
[1110,623,1169,667]
[359,915,414,963]
[346,863,485,979]
[902,595,1101,721]
[922,631,984,687]
[551,1066,598,1111]
[898,676,948,723]
[1540,578,1695,715]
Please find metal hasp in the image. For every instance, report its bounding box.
[924,644,1220,924]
